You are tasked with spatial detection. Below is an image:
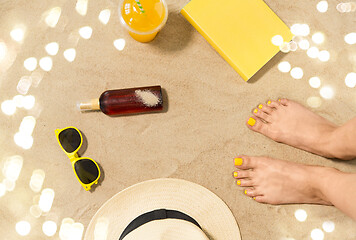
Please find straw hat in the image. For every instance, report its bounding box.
[84,178,241,240]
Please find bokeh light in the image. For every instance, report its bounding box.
[30,169,45,193]
[45,7,62,28]
[311,228,324,240]
[291,24,310,36]
[278,61,291,73]
[39,57,53,71]
[23,95,36,110]
[30,205,42,218]
[271,35,284,46]
[290,67,304,79]
[3,155,23,181]
[298,39,310,50]
[31,71,43,87]
[39,188,55,212]
[16,221,31,236]
[318,50,330,62]
[64,48,76,62]
[307,47,319,58]
[45,42,59,56]
[279,42,290,53]
[24,57,38,71]
[43,221,58,237]
[17,76,32,95]
[344,33,356,45]
[10,27,25,42]
[99,9,111,25]
[59,219,84,240]
[19,116,36,135]
[316,1,328,13]
[294,209,307,222]
[345,72,356,88]
[322,221,335,233]
[3,179,16,191]
[114,39,126,51]
[75,0,88,16]
[0,183,6,197]
[1,100,16,115]
[13,95,24,108]
[320,86,334,99]
[289,41,298,51]
[312,32,325,44]
[309,77,321,88]
[79,26,93,39]
[14,132,33,149]
[0,41,7,61]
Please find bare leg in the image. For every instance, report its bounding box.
[233,156,356,221]
[246,98,356,160]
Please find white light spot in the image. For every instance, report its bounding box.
[320,86,334,99]
[114,39,126,51]
[309,77,321,88]
[79,26,93,39]
[63,48,76,62]
[0,42,7,61]
[345,72,356,88]
[322,221,335,233]
[75,0,88,16]
[39,188,55,212]
[0,183,6,197]
[19,116,36,135]
[45,7,62,28]
[1,100,16,115]
[278,61,291,73]
[289,41,298,51]
[99,9,111,25]
[317,1,328,13]
[13,95,25,108]
[39,57,53,71]
[344,33,356,45]
[30,169,45,193]
[17,76,32,95]
[16,221,31,236]
[291,24,310,36]
[31,71,43,87]
[291,24,301,36]
[14,132,33,149]
[311,228,324,240]
[307,47,319,58]
[94,218,109,240]
[271,35,284,46]
[10,28,25,42]
[292,35,303,43]
[290,67,304,79]
[312,32,325,44]
[298,39,310,50]
[24,57,37,71]
[3,179,16,191]
[30,205,42,218]
[4,155,23,181]
[318,50,330,62]
[23,95,36,110]
[59,219,84,240]
[294,209,307,222]
[72,223,85,240]
[45,42,59,56]
[279,42,290,53]
[43,221,57,237]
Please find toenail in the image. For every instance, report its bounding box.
[267,100,271,105]
[258,104,263,109]
[236,180,241,185]
[234,158,243,166]
[253,197,256,200]
[244,190,247,195]
[247,118,256,126]
[253,109,258,113]
[278,99,281,102]
[233,172,238,178]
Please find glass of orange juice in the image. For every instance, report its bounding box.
[118,0,168,43]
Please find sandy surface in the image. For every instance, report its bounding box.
[1,0,356,239]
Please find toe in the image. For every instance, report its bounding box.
[278,98,289,106]
[253,195,267,203]
[233,170,252,179]
[267,100,280,109]
[234,155,256,170]
[244,188,262,197]
[253,108,272,123]
[246,117,270,137]
[236,179,253,187]
[257,104,273,114]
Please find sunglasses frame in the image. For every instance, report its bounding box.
[55,126,100,191]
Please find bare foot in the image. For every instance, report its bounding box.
[246,98,338,158]
[233,156,333,205]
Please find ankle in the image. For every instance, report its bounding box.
[308,166,335,205]
[327,126,356,160]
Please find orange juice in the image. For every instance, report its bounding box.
[119,0,168,43]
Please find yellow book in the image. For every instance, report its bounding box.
[181,0,293,81]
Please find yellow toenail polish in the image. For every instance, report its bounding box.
[236,180,241,185]
[278,99,281,102]
[247,118,256,126]
[244,190,247,195]
[267,101,271,105]
[233,172,238,177]
[253,109,258,113]
[258,104,263,109]
[253,197,256,200]
[234,158,243,166]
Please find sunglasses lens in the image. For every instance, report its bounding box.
[58,128,81,153]
[74,159,99,184]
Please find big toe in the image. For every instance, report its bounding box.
[246,117,271,137]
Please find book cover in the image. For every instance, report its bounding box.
[181,0,293,81]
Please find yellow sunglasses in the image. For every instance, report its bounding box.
[55,126,101,191]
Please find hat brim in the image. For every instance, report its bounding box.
[84,178,241,240]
